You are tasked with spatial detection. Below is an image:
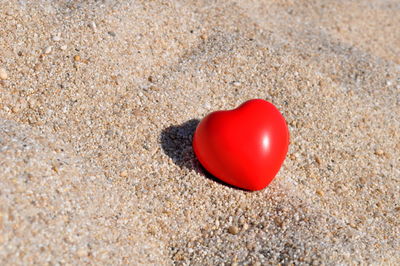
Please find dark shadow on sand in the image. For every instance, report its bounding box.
[160,119,243,190]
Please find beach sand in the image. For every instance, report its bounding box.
[0,0,399,264]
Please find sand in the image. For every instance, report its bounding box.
[0,0,399,264]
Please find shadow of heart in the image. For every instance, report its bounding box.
[160,119,200,170]
[160,119,244,190]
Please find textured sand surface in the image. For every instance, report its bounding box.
[1,0,399,264]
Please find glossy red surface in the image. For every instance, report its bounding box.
[192,99,289,191]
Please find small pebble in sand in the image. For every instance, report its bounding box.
[228,225,239,235]
[316,190,324,196]
[242,223,249,231]
[52,35,61,42]
[120,170,128,177]
[44,46,52,54]
[33,63,42,72]
[315,155,322,165]
[289,153,298,161]
[232,81,241,87]
[51,165,59,173]
[60,45,67,51]
[374,149,384,156]
[89,21,97,31]
[274,217,284,227]
[149,85,160,91]
[0,68,8,80]
[11,106,20,113]
[200,34,208,40]
[74,55,81,62]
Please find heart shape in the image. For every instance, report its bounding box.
[192,99,289,191]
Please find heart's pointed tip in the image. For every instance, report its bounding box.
[223,183,265,192]
[242,182,270,191]
[231,177,272,191]
[244,187,265,192]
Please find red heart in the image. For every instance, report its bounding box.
[192,99,289,191]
